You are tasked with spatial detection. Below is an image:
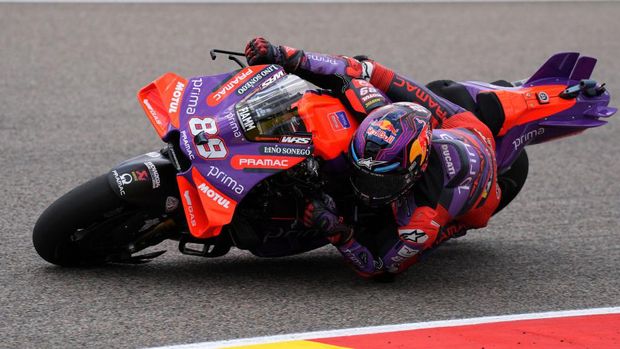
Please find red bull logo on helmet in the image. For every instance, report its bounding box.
[367,119,399,144]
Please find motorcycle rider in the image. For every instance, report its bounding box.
[245,38,524,277]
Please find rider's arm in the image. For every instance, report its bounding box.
[245,38,465,126]
[310,153,453,278]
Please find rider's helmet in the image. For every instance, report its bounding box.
[348,102,433,207]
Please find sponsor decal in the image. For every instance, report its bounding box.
[441,144,456,176]
[399,229,428,244]
[236,65,279,95]
[144,161,161,189]
[197,182,231,209]
[143,99,163,126]
[236,106,256,132]
[168,81,185,114]
[367,119,398,144]
[328,111,351,131]
[358,83,384,109]
[260,144,312,157]
[393,77,448,119]
[391,245,420,263]
[357,157,388,170]
[118,170,149,185]
[223,111,243,139]
[341,247,367,270]
[261,70,285,89]
[361,61,374,81]
[206,67,255,107]
[231,155,305,170]
[206,165,245,195]
[537,91,550,104]
[280,136,312,144]
[180,130,196,160]
[512,128,545,150]
[165,196,179,213]
[112,170,126,196]
[185,78,203,115]
[307,53,339,65]
[183,190,197,227]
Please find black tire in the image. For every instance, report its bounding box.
[33,174,134,266]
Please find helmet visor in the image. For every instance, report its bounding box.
[350,165,412,207]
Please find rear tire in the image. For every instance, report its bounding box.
[33,175,134,266]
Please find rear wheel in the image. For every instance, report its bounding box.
[33,175,168,266]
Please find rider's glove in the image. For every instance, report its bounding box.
[245,37,305,72]
[245,37,281,66]
[303,194,352,246]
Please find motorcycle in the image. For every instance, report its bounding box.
[33,50,616,266]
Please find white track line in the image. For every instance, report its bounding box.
[148,306,620,349]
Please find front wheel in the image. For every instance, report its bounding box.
[33,175,168,266]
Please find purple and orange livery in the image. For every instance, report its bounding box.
[459,52,616,171]
[138,65,357,239]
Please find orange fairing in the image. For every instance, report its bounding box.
[296,93,359,160]
[191,168,237,238]
[492,85,576,136]
[177,175,210,239]
[138,72,188,138]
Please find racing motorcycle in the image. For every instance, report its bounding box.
[33,50,616,266]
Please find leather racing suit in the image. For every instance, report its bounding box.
[248,42,501,277]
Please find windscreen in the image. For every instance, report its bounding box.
[235,75,310,141]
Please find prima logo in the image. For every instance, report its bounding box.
[185,78,203,115]
[207,166,245,195]
[512,128,545,150]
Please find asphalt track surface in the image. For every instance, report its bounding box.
[1,2,619,349]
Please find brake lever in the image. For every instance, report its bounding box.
[210,49,247,68]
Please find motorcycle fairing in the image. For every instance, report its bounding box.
[297,92,359,160]
[175,65,317,238]
[458,52,616,172]
[138,72,188,139]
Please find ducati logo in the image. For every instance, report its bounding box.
[357,157,387,170]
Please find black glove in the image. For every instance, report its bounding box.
[245,37,281,66]
[303,194,352,245]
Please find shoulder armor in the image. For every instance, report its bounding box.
[431,137,469,187]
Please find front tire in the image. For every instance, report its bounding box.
[33,175,142,266]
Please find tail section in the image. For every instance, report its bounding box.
[525,52,580,85]
[470,52,617,172]
[570,56,597,81]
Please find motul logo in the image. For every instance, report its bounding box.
[168,81,185,114]
[197,183,230,209]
